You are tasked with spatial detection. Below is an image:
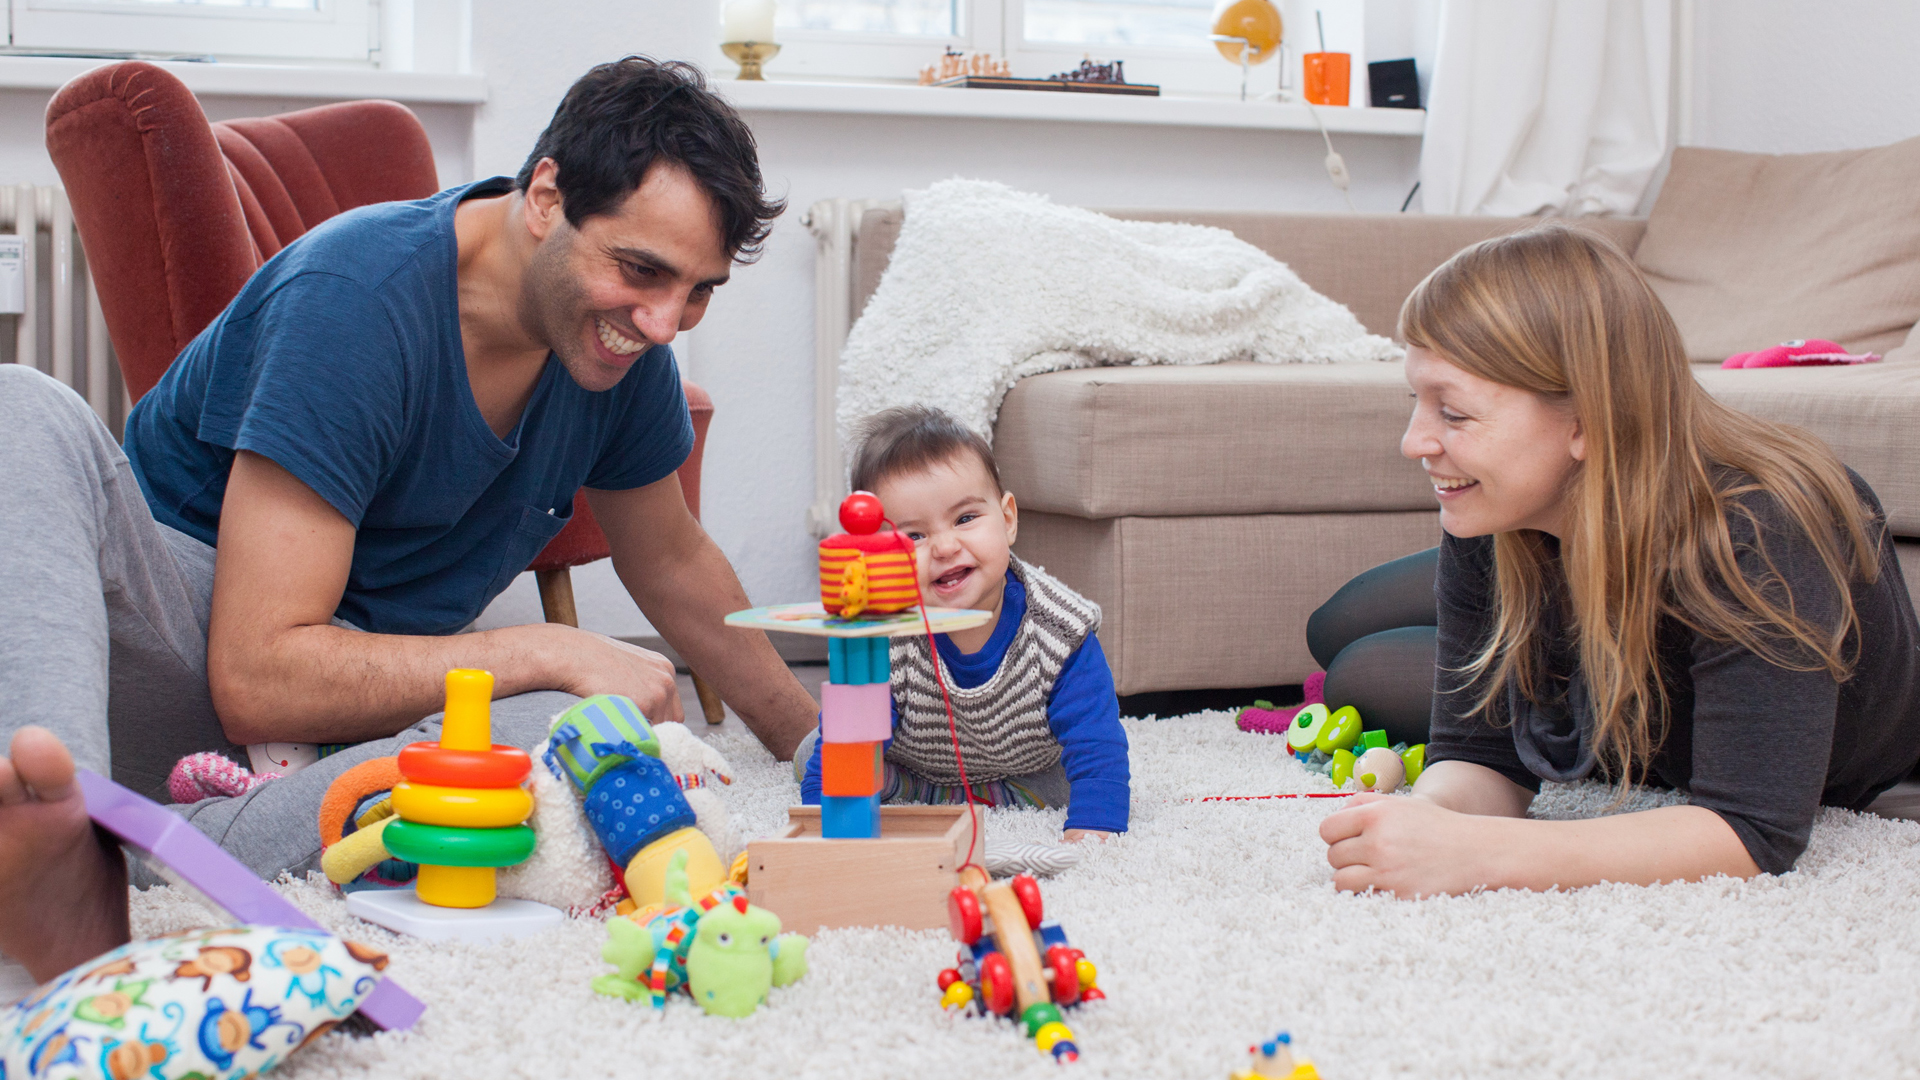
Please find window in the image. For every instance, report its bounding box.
[6,0,375,62]
[764,0,1369,98]
[779,0,958,36]
[1023,0,1213,50]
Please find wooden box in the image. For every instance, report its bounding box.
[747,805,978,936]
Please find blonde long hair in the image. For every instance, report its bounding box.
[1401,224,1878,781]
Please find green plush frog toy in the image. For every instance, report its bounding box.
[592,849,809,1017]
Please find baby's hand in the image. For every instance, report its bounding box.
[1062,829,1113,844]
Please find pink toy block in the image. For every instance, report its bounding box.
[820,681,892,743]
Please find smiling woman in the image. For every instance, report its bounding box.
[1306,224,1920,898]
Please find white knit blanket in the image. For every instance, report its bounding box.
[835,179,1402,445]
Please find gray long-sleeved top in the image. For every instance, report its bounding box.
[1428,470,1920,874]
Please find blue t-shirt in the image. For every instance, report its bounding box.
[801,571,1132,833]
[124,178,694,635]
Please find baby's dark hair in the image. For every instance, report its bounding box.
[849,406,1003,496]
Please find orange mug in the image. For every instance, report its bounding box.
[1303,52,1350,106]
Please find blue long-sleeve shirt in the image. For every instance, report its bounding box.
[801,571,1130,833]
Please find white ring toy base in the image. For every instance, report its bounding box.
[347,888,563,943]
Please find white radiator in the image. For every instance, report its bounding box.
[0,184,123,433]
[801,196,895,538]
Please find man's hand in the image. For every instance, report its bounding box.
[552,630,685,726]
[1320,793,1511,897]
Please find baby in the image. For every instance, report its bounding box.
[800,406,1129,840]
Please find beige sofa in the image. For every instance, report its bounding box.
[848,140,1920,697]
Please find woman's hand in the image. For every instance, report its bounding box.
[1062,829,1113,844]
[1319,794,1514,897]
[1320,792,1763,896]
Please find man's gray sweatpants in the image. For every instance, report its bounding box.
[0,365,575,880]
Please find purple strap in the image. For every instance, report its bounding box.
[77,769,423,1031]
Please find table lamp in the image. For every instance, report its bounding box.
[1209,0,1282,101]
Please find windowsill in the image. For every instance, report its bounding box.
[0,55,486,104]
[719,78,1424,136]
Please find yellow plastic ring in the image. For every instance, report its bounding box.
[390,781,532,829]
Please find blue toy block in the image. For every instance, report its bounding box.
[819,793,882,838]
[827,637,891,686]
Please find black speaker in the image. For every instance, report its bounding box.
[1369,58,1421,109]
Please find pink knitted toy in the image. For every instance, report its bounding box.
[1721,339,1879,369]
[168,752,278,803]
[1236,672,1326,734]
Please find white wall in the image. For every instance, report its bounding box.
[1685,0,1920,153]
[464,0,1424,637]
[0,88,474,190]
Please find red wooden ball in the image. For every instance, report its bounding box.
[937,968,962,991]
[839,491,885,534]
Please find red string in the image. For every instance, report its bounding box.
[1189,793,1357,803]
[886,518,983,874]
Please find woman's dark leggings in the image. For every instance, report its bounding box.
[1304,546,1440,747]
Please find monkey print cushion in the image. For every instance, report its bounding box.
[2,925,388,1080]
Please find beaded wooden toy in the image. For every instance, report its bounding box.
[938,867,1103,1063]
[382,669,537,908]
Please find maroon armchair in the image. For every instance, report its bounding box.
[46,60,724,723]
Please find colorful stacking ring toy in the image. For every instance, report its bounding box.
[392,669,537,908]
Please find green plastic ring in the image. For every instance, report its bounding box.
[383,819,536,868]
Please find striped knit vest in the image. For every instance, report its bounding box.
[886,556,1102,785]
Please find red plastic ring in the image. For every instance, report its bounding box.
[397,742,532,788]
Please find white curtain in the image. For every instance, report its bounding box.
[1419,0,1671,216]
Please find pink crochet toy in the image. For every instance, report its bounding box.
[168,752,278,803]
[1236,672,1326,734]
[1721,338,1879,369]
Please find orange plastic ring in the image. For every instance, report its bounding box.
[397,742,532,788]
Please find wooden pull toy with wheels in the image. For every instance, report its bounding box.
[936,866,1104,1063]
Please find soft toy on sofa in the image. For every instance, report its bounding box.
[1721,338,1880,368]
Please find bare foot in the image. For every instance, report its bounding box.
[0,727,130,983]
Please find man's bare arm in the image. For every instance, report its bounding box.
[207,451,682,745]
[589,478,819,759]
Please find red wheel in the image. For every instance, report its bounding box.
[1010,874,1044,930]
[978,952,1016,1016]
[947,887,983,944]
[1044,945,1080,1006]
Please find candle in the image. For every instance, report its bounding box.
[722,0,776,44]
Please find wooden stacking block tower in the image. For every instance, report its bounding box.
[818,636,890,838]
[722,491,996,934]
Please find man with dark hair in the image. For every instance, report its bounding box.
[0,57,817,984]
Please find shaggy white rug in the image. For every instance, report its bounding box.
[119,712,1920,1080]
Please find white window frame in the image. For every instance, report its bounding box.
[7,0,375,63]
[766,0,1369,100]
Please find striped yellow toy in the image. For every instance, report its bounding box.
[818,490,918,618]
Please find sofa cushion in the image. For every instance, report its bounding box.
[1637,139,1920,362]
[995,358,1920,538]
[994,362,1434,519]
[1694,361,1920,536]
